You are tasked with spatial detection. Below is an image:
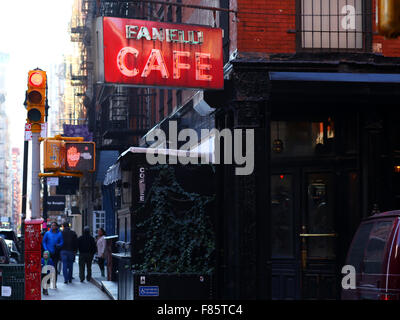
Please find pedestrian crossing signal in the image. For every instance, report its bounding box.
[65,142,96,172]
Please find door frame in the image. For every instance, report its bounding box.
[270,161,358,299]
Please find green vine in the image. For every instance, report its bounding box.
[133,165,216,274]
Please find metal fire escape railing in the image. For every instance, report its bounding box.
[69,0,97,129]
[110,87,129,130]
[97,0,235,19]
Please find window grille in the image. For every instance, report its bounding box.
[298,0,371,51]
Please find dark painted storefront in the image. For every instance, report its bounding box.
[211,54,400,300]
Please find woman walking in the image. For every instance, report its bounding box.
[96,228,106,277]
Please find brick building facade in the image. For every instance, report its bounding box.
[214,0,400,300]
[72,0,400,299]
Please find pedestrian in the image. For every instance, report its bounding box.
[42,222,63,284]
[78,226,97,282]
[60,222,78,284]
[96,228,106,278]
[41,250,54,295]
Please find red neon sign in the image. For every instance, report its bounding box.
[101,17,224,90]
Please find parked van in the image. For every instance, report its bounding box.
[342,210,400,300]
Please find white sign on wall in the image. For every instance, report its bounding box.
[47,177,59,186]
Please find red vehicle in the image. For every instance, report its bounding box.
[342,210,400,300]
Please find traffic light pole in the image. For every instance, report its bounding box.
[21,140,28,255]
[43,100,49,229]
[31,130,41,219]
[24,127,43,300]
[25,69,46,300]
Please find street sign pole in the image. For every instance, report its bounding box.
[43,99,49,229]
[24,69,47,301]
[24,126,42,300]
[21,140,29,253]
[31,130,41,219]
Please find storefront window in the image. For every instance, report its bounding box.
[271,119,335,157]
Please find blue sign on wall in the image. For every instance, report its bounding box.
[138,286,159,297]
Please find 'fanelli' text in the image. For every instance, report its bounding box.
[102,17,223,89]
[126,25,204,45]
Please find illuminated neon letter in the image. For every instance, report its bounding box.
[117,47,139,77]
[137,26,151,40]
[195,52,212,81]
[152,27,164,41]
[126,25,138,39]
[141,49,169,79]
[173,51,190,79]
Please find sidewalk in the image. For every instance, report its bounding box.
[41,256,111,300]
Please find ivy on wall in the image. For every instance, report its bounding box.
[133,165,216,274]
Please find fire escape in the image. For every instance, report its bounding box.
[69,0,94,125]
[94,0,155,149]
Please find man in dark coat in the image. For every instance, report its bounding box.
[78,226,97,282]
[60,222,78,284]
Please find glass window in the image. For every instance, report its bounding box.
[307,173,334,234]
[347,222,374,273]
[271,119,335,158]
[271,174,294,258]
[300,0,364,49]
[306,173,336,259]
[363,220,394,274]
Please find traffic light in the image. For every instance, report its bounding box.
[377,0,400,38]
[26,69,46,129]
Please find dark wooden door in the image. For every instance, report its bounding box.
[299,170,338,299]
[271,167,339,299]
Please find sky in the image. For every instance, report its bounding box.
[0,0,75,219]
[0,0,74,152]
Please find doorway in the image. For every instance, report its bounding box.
[271,167,339,299]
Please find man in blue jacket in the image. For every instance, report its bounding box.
[42,222,63,284]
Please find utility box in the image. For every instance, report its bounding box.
[0,264,25,300]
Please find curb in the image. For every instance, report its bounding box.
[90,277,116,300]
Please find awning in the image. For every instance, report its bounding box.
[103,162,121,186]
[269,72,400,83]
[103,146,212,185]
[96,150,120,183]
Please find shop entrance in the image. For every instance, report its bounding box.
[270,118,359,299]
